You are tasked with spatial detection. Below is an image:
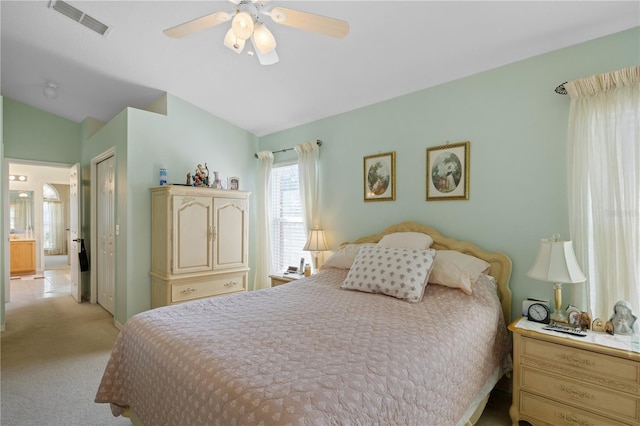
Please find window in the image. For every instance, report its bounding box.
[270,163,311,272]
[43,183,65,254]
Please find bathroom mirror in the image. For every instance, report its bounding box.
[10,190,34,235]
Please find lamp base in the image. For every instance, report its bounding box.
[551,282,567,322]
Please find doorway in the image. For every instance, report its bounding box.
[6,162,73,303]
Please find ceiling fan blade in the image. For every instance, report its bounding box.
[163,11,231,38]
[269,7,349,39]
[251,37,279,65]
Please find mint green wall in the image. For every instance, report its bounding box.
[1,96,81,330]
[2,94,257,326]
[2,28,636,327]
[3,97,81,163]
[259,27,640,321]
[80,111,128,323]
[125,94,257,321]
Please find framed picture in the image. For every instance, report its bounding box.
[426,141,470,201]
[364,151,396,202]
[228,176,240,190]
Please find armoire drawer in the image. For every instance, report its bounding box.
[171,273,246,303]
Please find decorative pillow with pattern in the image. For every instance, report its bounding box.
[341,245,436,302]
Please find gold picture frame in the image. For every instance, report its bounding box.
[426,141,470,201]
[364,151,396,202]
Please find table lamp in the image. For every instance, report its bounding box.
[303,228,329,274]
[527,234,586,322]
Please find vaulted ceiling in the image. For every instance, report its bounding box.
[2,1,638,136]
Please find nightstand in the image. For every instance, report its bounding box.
[508,317,640,426]
[269,273,304,287]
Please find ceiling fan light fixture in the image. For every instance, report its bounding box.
[216,11,232,22]
[253,23,276,54]
[224,28,245,53]
[231,11,254,40]
[251,36,279,65]
[270,8,287,23]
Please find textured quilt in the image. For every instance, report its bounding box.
[95,268,511,426]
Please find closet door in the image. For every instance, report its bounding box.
[97,155,115,314]
[172,195,213,274]
[212,197,248,271]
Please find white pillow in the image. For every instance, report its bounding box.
[341,246,436,303]
[428,250,491,295]
[323,243,376,269]
[377,232,434,249]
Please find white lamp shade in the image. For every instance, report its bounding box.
[224,28,245,53]
[231,11,254,40]
[528,238,586,284]
[252,23,276,54]
[303,229,329,252]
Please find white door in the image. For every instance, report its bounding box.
[69,163,81,302]
[97,156,115,314]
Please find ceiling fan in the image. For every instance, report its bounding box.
[163,0,350,65]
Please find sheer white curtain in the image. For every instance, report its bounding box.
[254,151,274,290]
[44,200,66,255]
[567,66,640,319]
[295,141,320,232]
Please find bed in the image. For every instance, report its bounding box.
[95,221,513,425]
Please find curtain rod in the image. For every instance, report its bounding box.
[254,140,323,158]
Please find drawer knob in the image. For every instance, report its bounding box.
[554,411,594,426]
[180,287,197,294]
[224,281,237,287]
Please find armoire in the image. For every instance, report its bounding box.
[149,185,250,308]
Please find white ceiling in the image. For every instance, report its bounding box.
[2,1,639,137]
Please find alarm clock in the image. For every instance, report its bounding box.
[527,303,551,324]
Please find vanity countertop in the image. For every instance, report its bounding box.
[10,236,36,241]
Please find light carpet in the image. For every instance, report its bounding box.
[1,295,130,426]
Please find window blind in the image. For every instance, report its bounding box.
[270,163,311,272]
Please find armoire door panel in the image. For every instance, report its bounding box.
[213,198,248,270]
[173,195,213,274]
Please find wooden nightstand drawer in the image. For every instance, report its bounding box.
[520,391,628,426]
[521,337,640,394]
[172,273,246,302]
[521,367,640,424]
[269,274,304,287]
[509,318,640,426]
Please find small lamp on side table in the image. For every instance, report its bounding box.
[527,234,586,323]
[303,228,329,274]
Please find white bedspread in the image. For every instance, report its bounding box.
[96,268,511,425]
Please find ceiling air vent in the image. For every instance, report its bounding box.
[49,0,110,37]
